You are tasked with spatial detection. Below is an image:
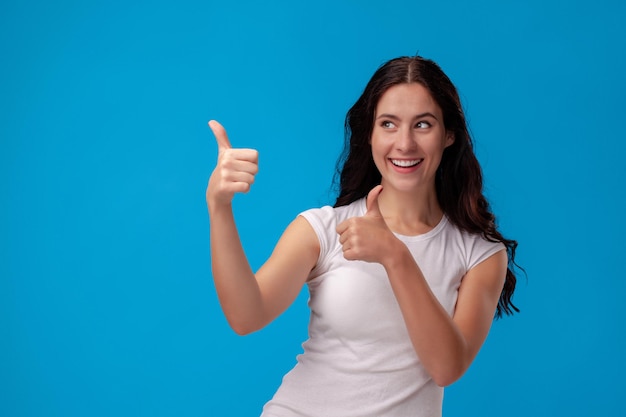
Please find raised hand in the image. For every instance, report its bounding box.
[206,120,259,210]
[336,185,398,264]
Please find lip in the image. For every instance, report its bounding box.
[389,158,423,172]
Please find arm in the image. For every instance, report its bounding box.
[337,186,507,386]
[207,121,319,335]
[383,246,506,386]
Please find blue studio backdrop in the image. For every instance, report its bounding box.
[2,0,625,416]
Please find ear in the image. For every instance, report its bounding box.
[444,131,455,148]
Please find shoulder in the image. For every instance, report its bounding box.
[297,199,365,268]
[299,198,366,232]
[441,219,506,271]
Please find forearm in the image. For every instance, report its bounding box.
[209,204,265,334]
[383,246,468,386]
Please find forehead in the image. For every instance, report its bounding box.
[375,83,441,116]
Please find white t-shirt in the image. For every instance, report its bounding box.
[261,198,505,417]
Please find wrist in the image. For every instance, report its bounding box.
[381,237,411,271]
[208,198,233,218]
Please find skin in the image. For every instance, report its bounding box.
[206,83,507,387]
[207,120,318,334]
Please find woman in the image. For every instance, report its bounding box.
[207,56,519,417]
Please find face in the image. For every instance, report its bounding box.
[370,83,454,194]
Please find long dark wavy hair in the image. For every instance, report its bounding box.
[334,56,520,318]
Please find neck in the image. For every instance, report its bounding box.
[377,183,443,236]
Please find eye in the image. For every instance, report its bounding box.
[415,121,432,129]
[381,120,396,129]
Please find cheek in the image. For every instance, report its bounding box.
[369,137,386,163]
[369,151,386,176]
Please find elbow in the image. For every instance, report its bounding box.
[222,304,270,335]
[227,317,263,336]
[432,371,462,387]
[427,344,473,387]
[232,326,255,336]
[229,321,257,336]
[430,361,468,387]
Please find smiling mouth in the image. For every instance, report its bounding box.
[390,159,423,168]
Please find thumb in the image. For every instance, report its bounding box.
[208,120,232,151]
[365,185,383,216]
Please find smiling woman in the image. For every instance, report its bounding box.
[206,55,520,417]
[370,83,454,202]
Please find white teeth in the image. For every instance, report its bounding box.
[391,159,422,167]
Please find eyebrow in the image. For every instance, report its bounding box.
[375,112,440,121]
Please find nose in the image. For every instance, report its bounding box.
[396,127,417,152]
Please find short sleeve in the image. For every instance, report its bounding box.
[466,235,506,271]
[298,206,337,277]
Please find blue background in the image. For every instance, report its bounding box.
[2,0,625,415]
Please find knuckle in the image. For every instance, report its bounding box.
[223,157,237,169]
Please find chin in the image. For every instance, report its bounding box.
[383,182,422,194]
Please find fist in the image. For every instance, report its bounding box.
[206,120,259,210]
[336,185,394,263]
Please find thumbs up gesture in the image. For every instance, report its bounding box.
[336,185,396,263]
[206,120,259,210]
